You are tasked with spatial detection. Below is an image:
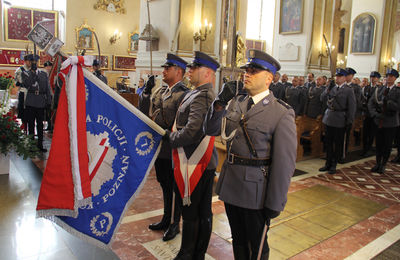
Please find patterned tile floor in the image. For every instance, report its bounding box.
[4,134,400,259]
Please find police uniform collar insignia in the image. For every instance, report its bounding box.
[263,99,269,105]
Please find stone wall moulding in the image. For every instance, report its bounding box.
[279,43,299,61]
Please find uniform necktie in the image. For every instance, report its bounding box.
[384,86,389,97]
[247,98,254,111]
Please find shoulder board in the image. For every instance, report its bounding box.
[174,82,189,91]
[277,99,292,110]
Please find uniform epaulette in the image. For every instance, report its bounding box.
[277,99,292,110]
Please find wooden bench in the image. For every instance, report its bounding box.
[299,116,323,158]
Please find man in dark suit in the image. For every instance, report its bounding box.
[139,53,189,241]
[269,72,284,99]
[320,69,356,174]
[204,49,297,259]
[92,60,108,84]
[361,71,380,156]
[304,76,326,118]
[164,51,219,260]
[305,73,316,90]
[368,69,400,173]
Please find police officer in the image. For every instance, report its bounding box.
[43,61,54,132]
[368,69,400,173]
[204,49,297,259]
[22,54,52,152]
[139,53,189,241]
[283,76,306,116]
[15,54,32,133]
[361,71,381,156]
[320,69,356,174]
[304,76,326,119]
[92,60,108,84]
[305,73,316,89]
[345,67,363,152]
[164,51,219,260]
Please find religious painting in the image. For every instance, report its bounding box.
[128,32,139,54]
[279,0,303,34]
[27,23,53,50]
[350,13,376,54]
[75,20,96,50]
[4,7,58,42]
[113,55,136,71]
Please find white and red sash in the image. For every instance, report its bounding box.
[172,121,215,206]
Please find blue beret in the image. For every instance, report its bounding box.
[386,68,399,78]
[369,71,381,78]
[336,68,348,76]
[345,67,357,75]
[161,53,188,70]
[240,49,281,75]
[187,51,220,71]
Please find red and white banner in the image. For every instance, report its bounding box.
[172,122,215,205]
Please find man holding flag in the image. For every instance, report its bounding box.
[164,51,219,260]
[139,53,189,241]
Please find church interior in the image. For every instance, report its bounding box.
[1,0,400,259]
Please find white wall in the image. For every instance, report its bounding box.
[272,0,315,76]
[346,0,386,78]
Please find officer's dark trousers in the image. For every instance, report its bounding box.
[375,125,397,165]
[174,169,215,260]
[225,203,271,260]
[26,106,44,149]
[154,158,181,225]
[362,116,376,153]
[325,125,345,167]
[394,126,400,155]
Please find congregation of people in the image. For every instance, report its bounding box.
[12,49,400,260]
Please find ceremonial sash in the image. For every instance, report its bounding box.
[172,121,215,206]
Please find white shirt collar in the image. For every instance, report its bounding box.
[338,83,346,88]
[250,89,270,105]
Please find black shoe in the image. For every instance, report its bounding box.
[371,164,380,172]
[319,165,330,171]
[377,164,386,174]
[163,222,180,241]
[149,218,170,231]
[391,155,400,163]
[328,167,336,175]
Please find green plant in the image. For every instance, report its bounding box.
[0,111,40,159]
[0,72,13,90]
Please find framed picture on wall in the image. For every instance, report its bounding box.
[88,55,110,69]
[113,55,136,71]
[279,0,303,34]
[128,31,139,54]
[75,20,96,50]
[4,7,58,42]
[350,13,376,54]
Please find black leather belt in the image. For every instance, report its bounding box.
[227,153,271,166]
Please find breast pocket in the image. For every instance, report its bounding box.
[245,124,272,153]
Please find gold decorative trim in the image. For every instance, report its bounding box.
[93,0,126,14]
[127,31,139,54]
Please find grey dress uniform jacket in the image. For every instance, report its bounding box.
[22,70,52,108]
[140,82,188,159]
[368,85,400,128]
[204,93,297,212]
[304,85,326,118]
[284,86,306,116]
[269,82,284,99]
[321,84,356,128]
[169,83,217,170]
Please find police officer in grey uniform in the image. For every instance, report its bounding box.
[164,51,219,260]
[22,54,52,152]
[319,68,356,174]
[368,69,400,173]
[345,67,362,152]
[139,53,189,241]
[204,49,297,260]
[305,73,316,90]
[15,54,31,133]
[304,76,326,118]
[361,71,381,156]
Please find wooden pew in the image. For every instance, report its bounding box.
[120,93,139,107]
[299,116,323,158]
